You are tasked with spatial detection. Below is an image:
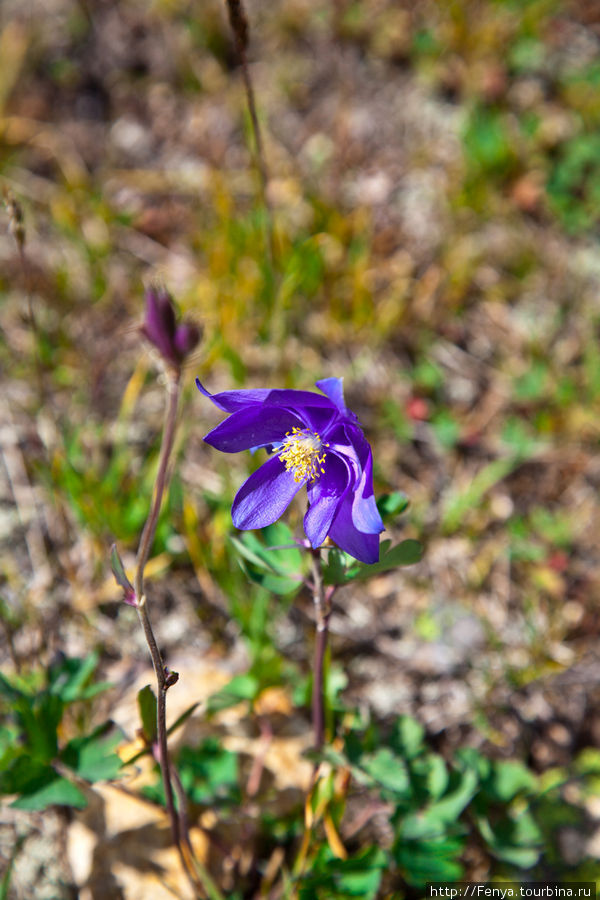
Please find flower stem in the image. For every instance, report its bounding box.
[134,371,179,600]
[133,370,203,895]
[224,0,275,269]
[310,550,332,751]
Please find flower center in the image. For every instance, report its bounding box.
[279,427,328,483]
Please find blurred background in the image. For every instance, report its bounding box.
[1,0,600,896]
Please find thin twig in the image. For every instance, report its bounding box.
[133,370,202,896]
[224,0,275,267]
[3,188,45,400]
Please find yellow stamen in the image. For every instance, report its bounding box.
[279,427,327,483]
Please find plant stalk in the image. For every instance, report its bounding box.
[133,370,202,895]
[224,0,275,268]
[310,550,332,751]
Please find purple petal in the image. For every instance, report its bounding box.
[304,454,350,547]
[232,455,304,529]
[351,446,384,535]
[296,405,339,434]
[154,288,176,335]
[204,406,303,452]
[328,492,381,564]
[330,423,384,535]
[142,288,177,360]
[316,377,346,412]
[196,378,271,413]
[173,322,201,359]
[324,423,362,481]
[261,389,335,410]
[352,488,384,535]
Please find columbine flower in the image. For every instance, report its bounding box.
[141,286,200,369]
[197,377,384,564]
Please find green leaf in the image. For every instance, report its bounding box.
[476,813,542,867]
[110,543,135,599]
[262,522,304,569]
[253,571,303,595]
[15,693,63,761]
[229,534,272,572]
[424,767,478,824]
[298,846,387,899]
[376,492,409,519]
[230,525,305,595]
[0,757,87,810]
[394,837,465,886]
[350,540,423,580]
[390,716,425,759]
[179,739,239,805]
[362,748,410,795]
[167,702,200,738]
[322,548,348,586]
[0,727,21,768]
[137,685,158,745]
[11,776,87,811]
[61,724,123,783]
[486,759,537,802]
[205,673,260,714]
[455,746,490,780]
[398,769,477,841]
[47,652,109,703]
[410,753,449,801]
[0,672,24,702]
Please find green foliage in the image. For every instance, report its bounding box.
[0,655,120,810]
[547,133,600,233]
[304,713,592,890]
[179,739,240,806]
[137,684,158,745]
[205,672,262,715]
[47,423,180,548]
[431,410,461,449]
[376,492,409,519]
[5,0,600,892]
[441,458,518,533]
[230,522,307,597]
[298,845,387,899]
[322,540,423,586]
[463,106,518,180]
[144,737,240,809]
[61,725,123,783]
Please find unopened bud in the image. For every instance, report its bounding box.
[164,666,179,689]
[141,285,201,370]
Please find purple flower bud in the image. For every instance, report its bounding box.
[173,322,201,360]
[141,286,201,368]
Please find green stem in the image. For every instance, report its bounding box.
[310,550,332,751]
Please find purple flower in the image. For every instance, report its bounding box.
[141,286,200,369]
[197,377,384,564]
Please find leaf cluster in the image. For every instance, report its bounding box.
[0,653,121,810]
